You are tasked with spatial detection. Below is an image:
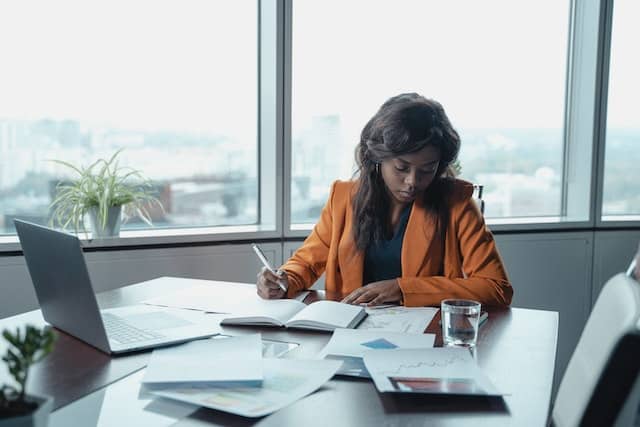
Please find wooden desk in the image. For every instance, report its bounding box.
[0,280,558,426]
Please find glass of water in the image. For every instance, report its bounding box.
[441,299,481,347]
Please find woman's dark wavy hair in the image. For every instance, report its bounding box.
[352,93,461,251]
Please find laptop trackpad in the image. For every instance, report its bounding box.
[123,312,193,330]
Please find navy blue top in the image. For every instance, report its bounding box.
[363,203,412,285]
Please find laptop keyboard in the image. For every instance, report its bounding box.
[102,313,166,344]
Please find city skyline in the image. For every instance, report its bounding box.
[3,113,637,235]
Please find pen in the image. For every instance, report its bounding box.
[252,243,287,292]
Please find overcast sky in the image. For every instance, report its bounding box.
[0,0,636,143]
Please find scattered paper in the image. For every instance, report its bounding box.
[142,334,263,388]
[149,359,341,418]
[143,279,259,314]
[143,278,313,317]
[364,347,503,396]
[358,306,438,334]
[212,334,300,358]
[318,328,435,377]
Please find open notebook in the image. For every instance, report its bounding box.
[221,299,367,331]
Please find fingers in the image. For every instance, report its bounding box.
[367,295,387,306]
[342,281,401,306]
[260,267,282,283]
[353,290,376,305]
[257,283,285,299]
[256,267,286,300]
[341,289,360,304]
[262,268,288,290]
[342,288,376,305]
[257,285,284,299]
[342,288,365,304]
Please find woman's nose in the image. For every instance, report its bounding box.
[405,172,416,187]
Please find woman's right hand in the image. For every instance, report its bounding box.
[256,267,288,299]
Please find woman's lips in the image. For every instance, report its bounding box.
[398,191,415,200]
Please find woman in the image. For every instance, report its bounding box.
[257,93,513,307]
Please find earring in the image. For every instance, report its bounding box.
[375,163,380,174]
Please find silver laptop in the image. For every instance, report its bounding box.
[14,219,220,354]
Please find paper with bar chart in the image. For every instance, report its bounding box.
[363,347,503,396]
[319,328,435,378]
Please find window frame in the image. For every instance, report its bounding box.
[595,0,640,227]
[0,0,281,252]
[1,0,639,254]
[282,0,640,237]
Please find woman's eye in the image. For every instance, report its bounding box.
[395,166,408,172]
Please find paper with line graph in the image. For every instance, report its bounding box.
[357,306,438,334]
[363,347,503,396]
[318,328,435,378]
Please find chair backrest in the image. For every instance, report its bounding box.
[473,184,485,215]
[551,273,640,427]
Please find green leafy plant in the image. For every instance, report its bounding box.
[0,325,56,417]
[49,149,164,236]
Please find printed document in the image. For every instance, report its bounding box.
[142,278,259,314]
[364,347,503,396]
[150,358,341,418]
[143,277,310,314]
[357,306,438,334]
[142,334,263,388]
[319,328,435,378]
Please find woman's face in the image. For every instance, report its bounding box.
[380,145,441,206]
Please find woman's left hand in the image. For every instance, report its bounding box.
[341,279,403,306]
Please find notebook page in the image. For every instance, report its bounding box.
[286,300,365,329]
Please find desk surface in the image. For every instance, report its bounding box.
[0,279,558,426]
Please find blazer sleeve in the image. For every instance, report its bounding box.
[280,181,338,296]
[398,196,513,307]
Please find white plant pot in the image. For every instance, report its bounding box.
[88,205,122,238]
[0,394,53,427]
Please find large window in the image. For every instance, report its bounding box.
[602,0,640,218]
[0,0,258,235]
[0,0,635,247]
[290,0,569,223]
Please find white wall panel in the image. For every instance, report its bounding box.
[495,232,593,393]
[0,256,39,319]
[592,230,640,306]
[0,243,281,319]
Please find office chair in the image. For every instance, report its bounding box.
[551,273,640,427]
[473,184,485,215]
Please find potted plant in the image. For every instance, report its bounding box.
[49,149,164,238]
[0,325,56,427]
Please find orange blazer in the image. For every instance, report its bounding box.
[282,179,513,307]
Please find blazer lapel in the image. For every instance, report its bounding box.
[338,198,364,294]
[338,194,441,290]
[401,199,439,277]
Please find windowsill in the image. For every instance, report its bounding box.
[291,215,594,232]
[289,215,640,236]
[0,223,279,252]
[601,215,640,223]
[2,215,640,254]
